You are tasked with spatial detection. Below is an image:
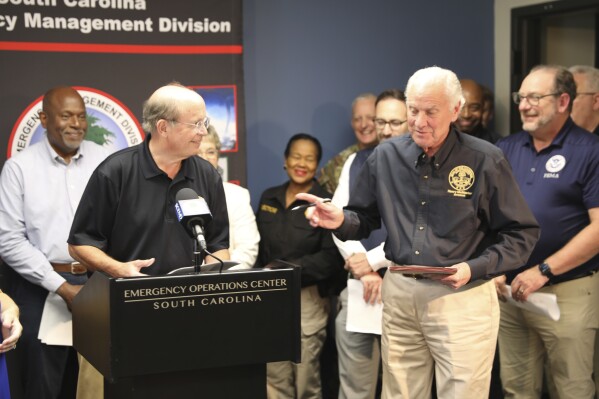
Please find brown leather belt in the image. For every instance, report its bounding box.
[51,262,87,275]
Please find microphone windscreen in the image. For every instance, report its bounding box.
[176,187,199,202]
[174,187,212,230]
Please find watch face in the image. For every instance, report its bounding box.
[539,263,552,277]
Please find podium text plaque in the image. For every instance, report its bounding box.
[72,266,301,398]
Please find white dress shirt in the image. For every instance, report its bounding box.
[0,135,110,292]
[331,153,389,271]
[223,182,260,269]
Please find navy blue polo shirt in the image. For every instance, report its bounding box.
[497,118,599,284]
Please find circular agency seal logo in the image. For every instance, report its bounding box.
[545,155,566,173]
[7,87,144,159]
[448,165,475,197]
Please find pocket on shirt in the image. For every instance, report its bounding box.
[256,208,278,225]
[291,214,315,231]
[429,197,477,241]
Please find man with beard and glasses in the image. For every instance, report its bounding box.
[496,65,599,399]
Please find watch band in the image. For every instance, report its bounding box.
[538,262,554,278]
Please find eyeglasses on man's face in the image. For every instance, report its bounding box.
[170,117,211,132]
[374,118,407,131]
[512,92,560,106]
[576,92,597,97]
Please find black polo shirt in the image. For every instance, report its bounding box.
[255,180,344,290]
[335,127,540,281]
[68,134,229,275]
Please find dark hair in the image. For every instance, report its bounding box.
[530,65,577,112]
[481,84,494,107]
[375,89,406,106]
[284,133,322,164]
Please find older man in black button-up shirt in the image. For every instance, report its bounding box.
[298,66,539,399]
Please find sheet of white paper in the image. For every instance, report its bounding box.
[346,279,384,335]
[38,292,72,346]
[505,285,560,321]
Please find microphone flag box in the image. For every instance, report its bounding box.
[175,199,211,222]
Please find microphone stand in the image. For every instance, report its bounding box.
[190,224,224,273]
[193,238,203,274]
[203,249,225,274]
[192,224,206,274]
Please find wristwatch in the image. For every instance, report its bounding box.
[538,262,554,278]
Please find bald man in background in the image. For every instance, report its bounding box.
[456,79,501,143]
[0,86,111,398]
[318,94,377,194]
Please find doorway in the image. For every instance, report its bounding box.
[510,0,599,132]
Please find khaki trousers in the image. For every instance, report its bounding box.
[498,272,599,399]
[267,285,328,399]
[381,274,499,399]
[76,354,103,399]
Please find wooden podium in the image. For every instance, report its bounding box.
[72,265,301,399]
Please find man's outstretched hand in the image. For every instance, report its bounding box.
[295,193,344,230]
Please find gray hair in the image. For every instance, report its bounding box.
[406,66,464,112]
[351,93,377,109]
[205,125,222,152]
[569,65,599,92]
[142,83,199,134]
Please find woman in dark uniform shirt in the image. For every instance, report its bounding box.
[255,133,343,399]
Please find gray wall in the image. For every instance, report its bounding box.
[243,0,494,206]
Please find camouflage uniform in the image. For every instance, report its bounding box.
[317,143,360,194]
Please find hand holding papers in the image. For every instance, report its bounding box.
[504,285,560,321]
[38,292,72,346]
[346,279,383,335]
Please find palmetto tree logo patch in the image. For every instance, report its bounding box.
[7,87,144,158]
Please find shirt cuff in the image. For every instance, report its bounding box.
[41,270,67,293]
[366,244,389,272]
[465,258,487,281]
[333,210,357,241]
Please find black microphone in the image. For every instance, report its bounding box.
[175,188,212,251]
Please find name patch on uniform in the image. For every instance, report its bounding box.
[447,165,475,198]
[544,155,565,178]
[260,204,278,214]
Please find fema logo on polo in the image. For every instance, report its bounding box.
[543,155,566,179]
[545,155,566,173]
[6,87,144,158]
